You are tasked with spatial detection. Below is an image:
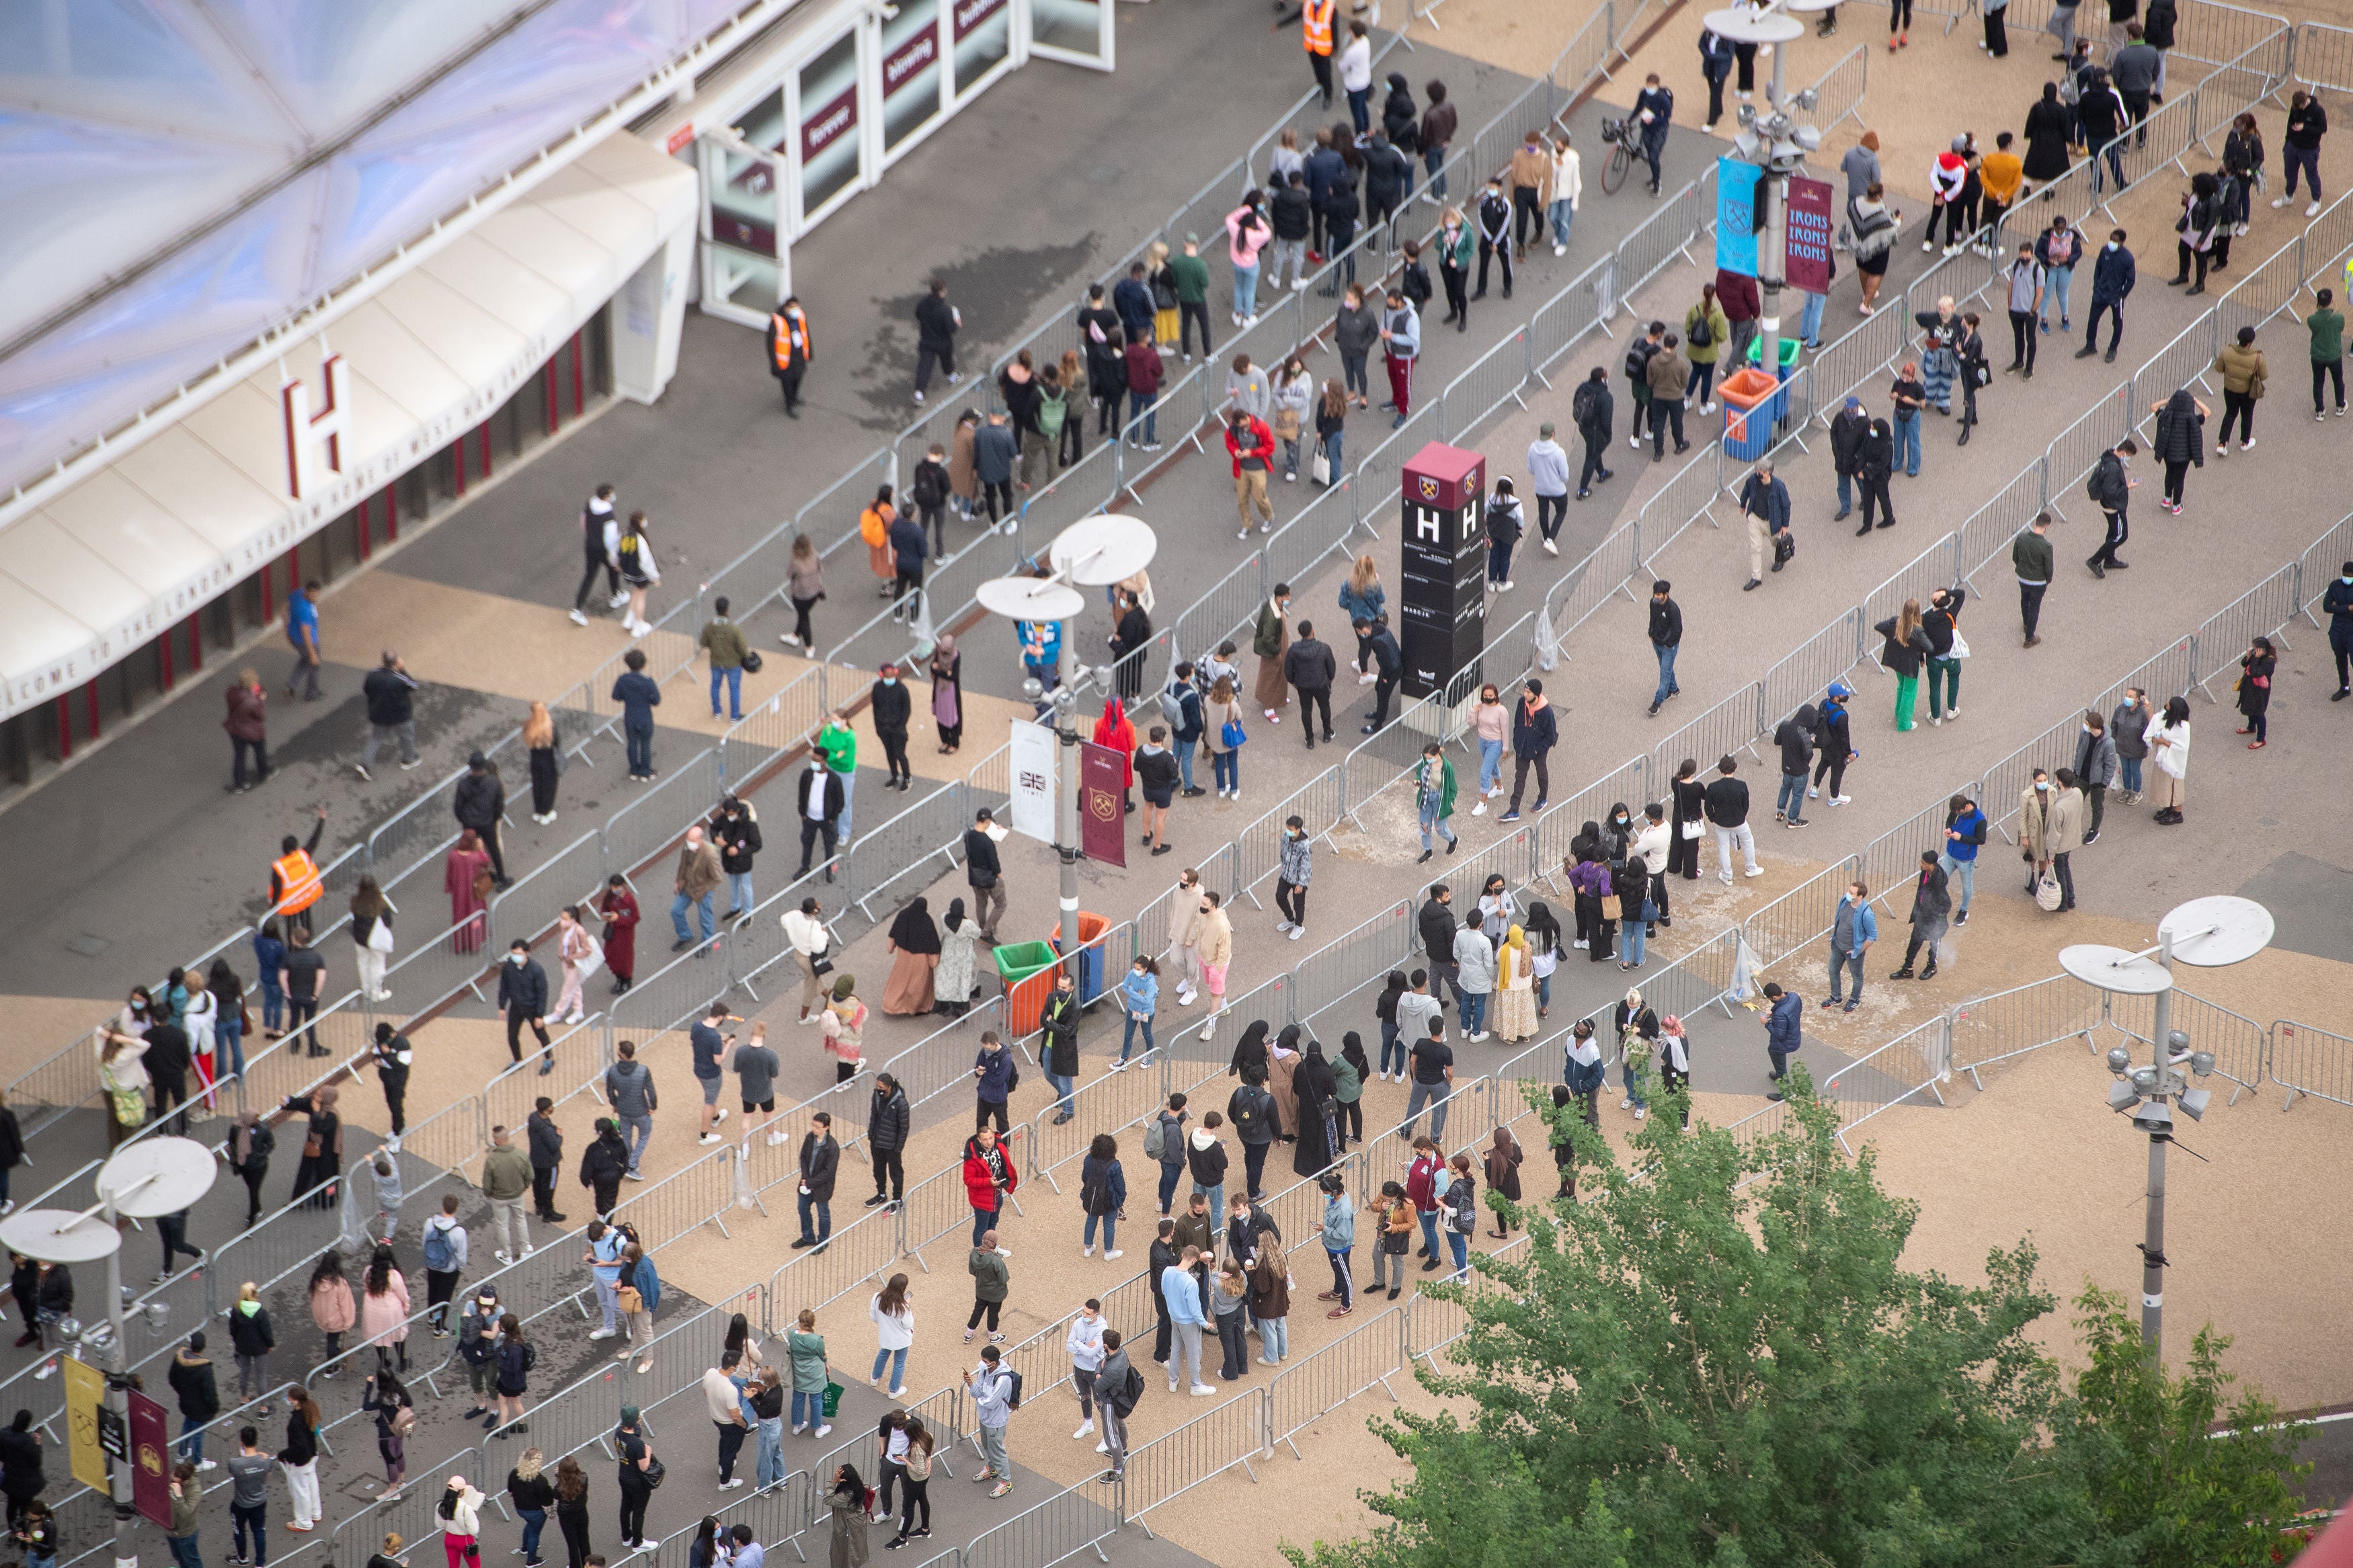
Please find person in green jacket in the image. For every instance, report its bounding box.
[811,712,859,843]
[166,1460,203,1568]
[1414,741,1458,863]
[965,1234,1011,1344]
[1684,283,1732,413]
[787,1308,830,1437]
[2010,509,2055,647]
[699,600,751,722]
[1171,237,1213,363]
[1252,585,1291,723]
[1332,1032,1368,1147]
[2310,286,2346,417]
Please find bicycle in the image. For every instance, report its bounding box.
[1597,116,1640,195]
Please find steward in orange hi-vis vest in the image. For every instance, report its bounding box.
[767,297,814,418]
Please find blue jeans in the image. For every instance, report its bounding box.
[672,890,715,946]
[1425,142,1449,200]
[1621,919,1646,965]
[725,871,753,914]
[1938,852,1977,913]
[619,1112,653,1175]
[1548,198,1573,247]
[1406,1077,1451,1143]
[1459,990,1487,1036]
[1478,738,1503,793]
[1322,429,1343,481]
[2120,756,2143,793]
[259,975,284,1032]
[796,1190,832,1245]
[971,1202,1000,1245]
[1193,1180,1224,1221]
[2286,140,2324,200]
[1128,391,1156,445]
[1799,288,1827,346]
[869,1348,907,1392]
[168,1536,202,1568]
[756,1417,786,1483]
[1537,972,1552,1012]
[1417,1208,1440,1258]
[1488,540,1513,585]
[1652,643,1679,706]
[177,1416,204,1464]
[1893,409,1922,475]
[1232,263,1260,321]
[2043,265,2073,326]
[1119,1014,1155,1061]
[791,1390,824,1428]
[1622,1058,1648,1110]
[1837,470,1855,512]
[625,721,653,777]
[1419,798,1455,852]
[1174,739,1195,790]
[520,1509,547,1563]
[1446,1230,1468,1276]
[1378,1020,1404,1075]
[1084,1212,1118,1251]
[1157,1161,1184,1213]
[1045,1069,1076,1115]
[219,1008,245,1077]
[231,1502,266,1567]
[1213,749,1238,791]
[710,665,742,719]
[1829,947,1866,1003]
[1776,770,1808,819]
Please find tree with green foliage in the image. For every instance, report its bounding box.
[1283,1069,2309,1568]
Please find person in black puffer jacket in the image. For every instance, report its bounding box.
[577,1120,629,1220]
[453,752,510,886]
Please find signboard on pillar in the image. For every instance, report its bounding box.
[1078,742,1127,867]
[1008,720,1056,843]
[1786,175,1835,294]
[130,1389,171,1527]
[61,1356,107,1493]
[1397,442,1486,700]
[1715,157,1763,277]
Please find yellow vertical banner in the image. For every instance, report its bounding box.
[61,1356,108,1493]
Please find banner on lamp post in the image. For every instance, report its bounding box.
[1078,742,1127,868]
[130,1389,171,1527]
[1786,175,1835,295]
[1008,721,1057,844]
[1715,157,1763,276]
[61,1356,107,1493]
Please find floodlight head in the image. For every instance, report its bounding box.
[1794,125,1822,153]
[1796,87,1820,110]
[2189,1050,2215,1078]
[2177,1087,2210,1122]
[1021,675,1043,700]
[2106,1045,2133,1075]
[1092,665,1114,692]
[145,1301,169,1333]
[2130,1099,2173,1134]
[2167,1029,2192,1055]
[2108,1079,2141,1113]
[2129,1065,2159,1094]
[1737,103,1757,129]
[56,1315,81,1345]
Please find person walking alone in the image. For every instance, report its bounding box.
[1887,852,1951,980]
[2084,438,2140,577]
[2211,324,2265,455]
[2013,511,2054,647]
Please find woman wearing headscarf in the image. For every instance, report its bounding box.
[1492,926,1538,1041]
[1291,1041,1339,1176]
[1523,901,1562,1018]
[1482,1125,1523,1238]
[933,898,980,1016]
[881,899,941,1016]
[1228,1019,1271,1082]
[285,1084,344,1208]
[1267,1026,1303,1141]
[930,634,964,754]
[446,829,495,955]
[1092,697,1138,812]
[1548,1085,1580,1199]
[1659,1014,1693,1128]
[1611,987,1660,1121]
[1334,1033,1369,1149]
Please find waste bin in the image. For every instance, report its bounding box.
[1719,366,1783,463]
[1051,913,1112,1004]
[994,940,1060,1035]
[1741,333,1800,425]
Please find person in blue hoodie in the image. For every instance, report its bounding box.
[1822,879,1878,1015]
[1763,982,1803,1101]
[1939,792,1988,927]
[971,1032,1016,1134]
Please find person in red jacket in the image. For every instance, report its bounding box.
[1404,1136,1443,1269]
[963,1126,1020,1247]
[1225,411,1276,538]
[1714,266,1761,377]
[1123,336,1166,450]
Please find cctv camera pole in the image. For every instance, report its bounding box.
[1055,618,1082,984]
[1759,44,1789,378]
[102,1219,133,1568]
[2139,929,2173,1362]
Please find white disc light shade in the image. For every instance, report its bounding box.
[2157,895,2275,968]
[2058,944,2175,996]
[0,1210,121,1266]
[1704,8,1806,41]
[97,1138,220,1219]
[975,577,1086,622]
[1050,515,1158,586]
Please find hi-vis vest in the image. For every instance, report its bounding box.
[1303,0,1335,54]
[770,308,811,371]
[272,849,323,915]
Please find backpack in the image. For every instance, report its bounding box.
[1571,380,1601,429]
[1156,683,1186,729]
[1037,390,1068,439]
[422,1221,456,1274]
[1144,1114,1168,1162]
[1624,340,1654,381]
[1687,310,1712,349]
[389,1403,417,1439]
[2086,464,2105,502]
[1113,1362,1146,1417]
[912,460,949,509]
[1002,1368,1025,1411]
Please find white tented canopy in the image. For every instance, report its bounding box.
[0,0,746,498]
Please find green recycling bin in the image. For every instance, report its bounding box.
[994,941,1060,1034]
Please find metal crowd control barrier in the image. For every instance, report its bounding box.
[964,1477,1125,1568]
[1122,1388,1269,1532]
[1820,1014,1951,1154]
[2268,1018,2351,1110]
[1947,972,2108,1089]
[1266,1303,1406,1458]
[2190,563,2300,700]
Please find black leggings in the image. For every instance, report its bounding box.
[967,1297,1002,1331]
[559,1511,590,1568]
[1812,749,1847,798]
[900,1475,931,1534]
[2316,358,2346,412]
[1888,0,1911,29]
[2219,387,2256,446]
[2164,459,2190,505]
[791,595,818,648]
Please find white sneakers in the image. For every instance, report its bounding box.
[1275,919,1294,934]
[1104,1249,1123,1260]
[1074,1421,1095,1440]
[1554,243,1567,257]
[569,609,588,626]
[1289,927,1304,941]
[1358,670,1378,684]
[1542,538,1558,555]
[766,1130,788,1146]
[608,592,629,610]
[1082,1245,1094,1257]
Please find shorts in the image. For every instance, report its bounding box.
[743,1097,776,1114]
[1144,788,1174,809]
[699,1073,723,1105]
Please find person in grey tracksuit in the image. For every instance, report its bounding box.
[2072,709,2120,841]
[603,1044,658,1178]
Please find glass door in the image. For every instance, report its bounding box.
[698,132,788,326]
[879,0,945,165]
[948,0,1015,103]
[1027,0,1113,72]
[793,30,866,230]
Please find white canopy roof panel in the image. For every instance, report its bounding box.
[0,0,745,497]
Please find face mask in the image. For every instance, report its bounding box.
[2082,725,2092,735]
[1199,903,1212,914]
[2106,241,2119,251]
[2036,782,2050,792]
[882,677,898,686]
[510,952,528,964]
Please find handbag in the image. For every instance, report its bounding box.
[1311,447,1332,485]
[1680,819,1704,839]
[366,919,395,954]
[1220,718,1248,749]
[1597,894,1623,920]
[615,1284,643,1315]
[1772,529,1796,565]
[641,1455,666,1490]
[1948,628,1970,659]
[741,649,764,674]
[810,952,836,977]
[2034,869,2063,911]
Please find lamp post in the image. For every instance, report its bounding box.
[2059,894,2272,1364]
[974,515,1157,979]
[1,1139,218,1568]
[1708,0,1827,377]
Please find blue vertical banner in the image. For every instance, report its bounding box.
[1715,156,1762,277]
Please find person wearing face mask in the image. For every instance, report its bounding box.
[1195,893,1234,1040]
[2322,563,2353,699]
[1939,793,1987,927]
[1501,679,1555,821]
[870,667,914,792]
[1275,817,1314,940]
[1887,852,1951,981]
[2110,688,2150,802]
[2072,709,2118,843]
[2084,437,2139,577]
[2075,227,2136,364]
[2019,770,2066,903]
[1470,685,1507,813]
[811,712,859,844]
[1821,881,1876,1014]
[497,941,552,1071]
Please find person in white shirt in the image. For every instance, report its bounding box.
[1167,871,1205,1005]
[781,897,832,1024]
[1066,1301,1109,1446]
[1631,802,1674,935]
[1547,132,1583,255]
[1338,22,1374,132]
